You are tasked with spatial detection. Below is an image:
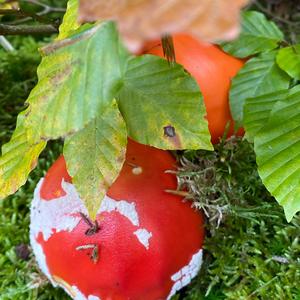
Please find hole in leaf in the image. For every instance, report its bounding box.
[164,125,176,137]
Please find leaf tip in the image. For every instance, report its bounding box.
[284,208,296,223]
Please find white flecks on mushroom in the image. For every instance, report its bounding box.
[30,179,85,241]
[30,179,142,242]
[31,179,153,249]
[29,233,54,284]
[48,276,101,300]
[72,285,101,300]
[88,296,101,300]
[133,229,153,249]
[98,196,139,227]
[132,166,143,175]
[167,249,203,300]
[30,178,154,286]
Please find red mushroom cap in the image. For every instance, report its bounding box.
[30,139,205,300]
[142,34,245,144]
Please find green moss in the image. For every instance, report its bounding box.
[0,36,69,300]
[177,138,300,300]
[0,36,41,143]
[0,144,68,300]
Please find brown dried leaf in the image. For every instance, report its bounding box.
[79,0,249,51]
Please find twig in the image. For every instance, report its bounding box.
[79,212,101,236]
[0,8,56,25]
[161,35,176,64]
[75,243,100,264]
[75,244,96,251]
[0,35,14,51]
[253,0,300,26]
[0,23,58,35]
[165,189,190,197]
[79,212,94,228]
[20,0,65,12]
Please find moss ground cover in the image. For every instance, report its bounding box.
[0,36,69,300]
[176,138,300,299]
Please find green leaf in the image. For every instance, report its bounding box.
[117,55,213,151]
[57,0,80,40]
[25,21,130,143]
[276,45,300,80]
[0,110,46,199]
[254,85,300,222]
[230,51,290,125]
[244,90,288,141]
[222,11,284,58]
[64,100,127,219]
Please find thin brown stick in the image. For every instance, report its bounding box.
[0,8,56,25]
[161,35,176,64]
[0,23,58,35]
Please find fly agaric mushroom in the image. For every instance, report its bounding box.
[30,139,205,300]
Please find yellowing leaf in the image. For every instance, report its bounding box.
[25,21,130,144]
[57,0,80,40]
[0,1,18,9]
[117,55,213,151]
[78,0,249,51]
[0,110,46,199]
[63,100,127,219]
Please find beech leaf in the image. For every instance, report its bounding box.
[0,1,18,9]
[64,100,127,220]
[229,51,290,125]
[78,0,248,51]
[276,44,300,81]
[57,0,80,40]
[24,21,130,143]
[254,86,300,222]
[244,90,288,141]
[117,55,212,151]
[222,11,284,58]
[0,110,46,199]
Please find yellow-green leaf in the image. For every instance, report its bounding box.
[276,44,300,81]
[0,110,46,199]
[0,1,18,9]
[57,0,80,40]
[25,21,130,144]
[117,55,212,151]
[63,100,127,219]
